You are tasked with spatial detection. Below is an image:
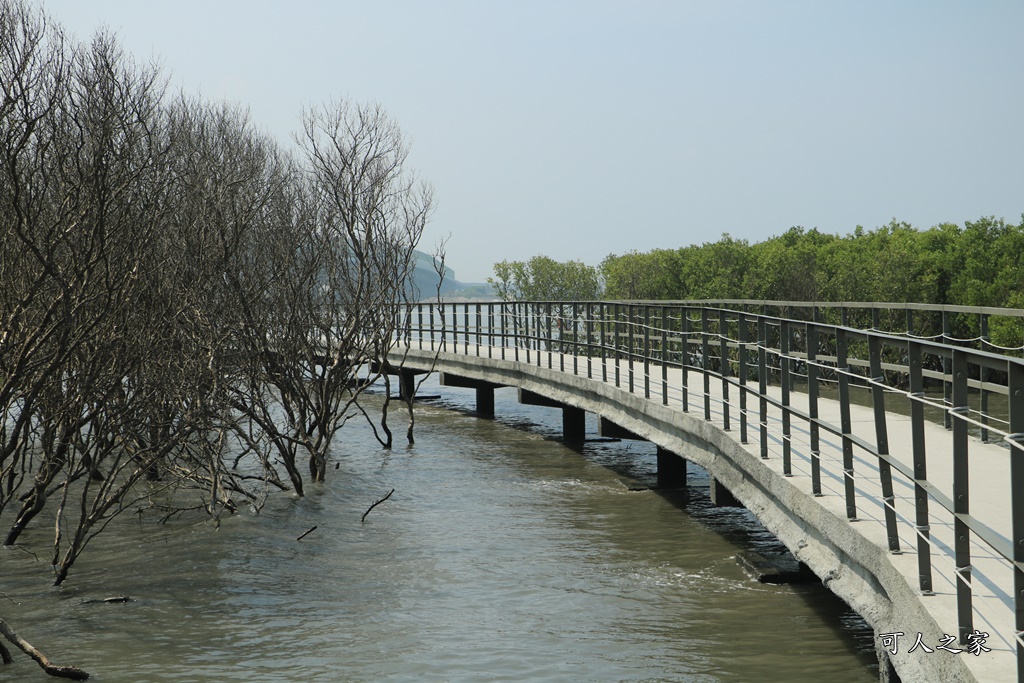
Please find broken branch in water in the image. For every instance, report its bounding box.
[361,489,395,523]
[296,526,318,541]
[80,596,132,605]
[0,618,90,680]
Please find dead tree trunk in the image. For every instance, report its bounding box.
[0,618,90,680]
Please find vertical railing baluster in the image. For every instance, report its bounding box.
[418,303,424,350]
[661,305,668,405]
[738,312,748,443]
[520,301,528,362]
[702,308,711,421]
[837,328,857,520]
[720,308,731,431]
[500,302,507,361]
[628,304,636,393]
[600,303,608,383]
[943,311,952,429]
[869,335,900,553]
[758,316,768,459]
[643,306,651,399]
[780,319,791,475]
[571,302,577,376]
[540,305,548,368]
[614,303,621,388]
[546,302,553,370]
[980,313,990,442]
[908,341,933,595]
[431,303,438,352]
[951,349,973,643]
[808,322,821,496]
[1006,360,1024,683]
[586,303,594,379]
[681,308,689,412]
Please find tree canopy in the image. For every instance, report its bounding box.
[489,255,602,301]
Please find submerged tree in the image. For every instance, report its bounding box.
[226,99,434,494]
[0,1,438,590]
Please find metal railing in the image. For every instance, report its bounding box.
[397,299,1024,682]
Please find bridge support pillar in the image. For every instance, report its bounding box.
[439,373,504,418]
[710,476,743,508]
[399,369,418,402]
[656,447,687,489]
[518,389,587,444]
[562,406,586,444]
[475,386,495,418]
[599,417,646,441]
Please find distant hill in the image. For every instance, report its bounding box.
[410,250,494,300]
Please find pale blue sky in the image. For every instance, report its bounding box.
[47,1,1024,283]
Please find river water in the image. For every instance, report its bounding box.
[2,375,878,682]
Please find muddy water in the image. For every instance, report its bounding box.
[1,375,877,682]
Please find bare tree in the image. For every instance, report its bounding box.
[224,99,434,494]
[0,5,438,593]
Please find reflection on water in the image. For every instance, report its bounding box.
[2,375,877,682]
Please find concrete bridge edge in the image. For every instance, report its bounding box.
[392,349,972,683]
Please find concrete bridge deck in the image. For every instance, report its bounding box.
[390,342,1017,683]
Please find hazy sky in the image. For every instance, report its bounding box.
[46,1,1024,283]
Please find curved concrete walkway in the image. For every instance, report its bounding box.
[392,344,1016,683]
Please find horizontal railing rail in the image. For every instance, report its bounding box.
[395,299,1024,683]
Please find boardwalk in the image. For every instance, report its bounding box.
[391,300,1024,683]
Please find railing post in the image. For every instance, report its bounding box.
[511,303,518,362]
[908,341,934,595]
[951,349,973,643]
[546,302,553,369]
[837,328,857,520]
[586,302,594,380]
[464,303,470,355]
[1006,360,1024,682]
[501,302,507,361]
[702,307,711,421]
[430,302,437,352]
[720,308,731,431]
[524,303,531,365]
[614,303,621,388]
[475,303,482,356]
[661,305,668,405]
[738,311,748,443]
[980,313,990,442]
[486,303,493,359]
[628,304,636,393]
[869,335,900,553]
[570,303,577,375]
[807,322,821,496]
[943,310,952,429]
[758,316,768,459]
[681,307,689,412]
[417,303,424,350]
[600,303,608,383]
[644,306,651,399]
[780,319,791,475]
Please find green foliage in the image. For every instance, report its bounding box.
[488,255,602,301]
[596,215,1024,346]
[599,249,683,300]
